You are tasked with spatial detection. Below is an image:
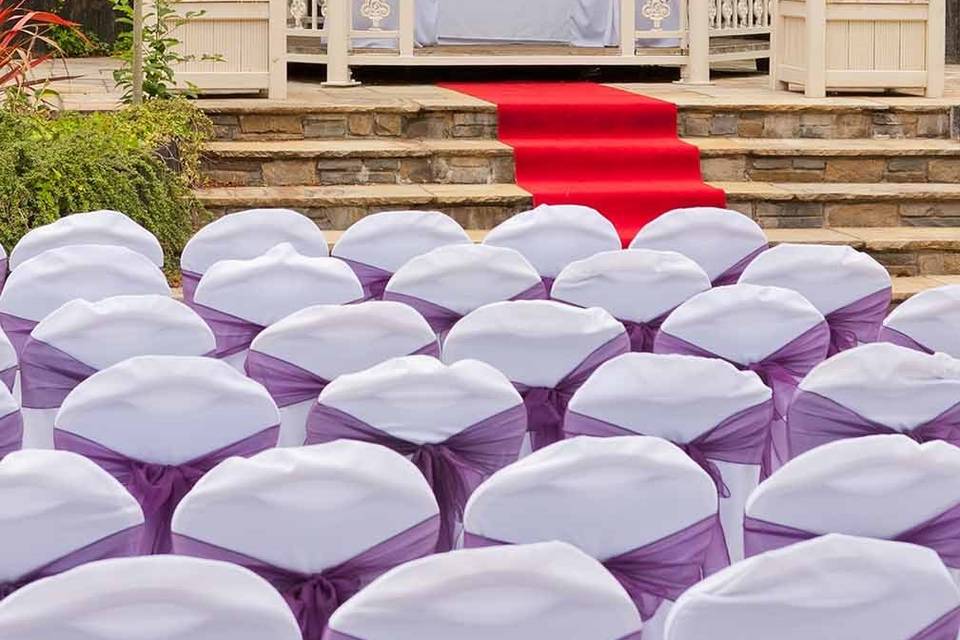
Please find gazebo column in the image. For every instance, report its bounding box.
[323,0,360,86]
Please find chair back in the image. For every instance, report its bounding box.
[882,285,960,357]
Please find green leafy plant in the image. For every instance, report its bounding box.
[0,98,213,279]
[111,0,220,101]
[49,23,108,57]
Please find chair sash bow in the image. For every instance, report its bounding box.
[823,287,892,355]
[0,409,22,461]
[0,312,38,359]
[338,258,392,301]
[192,303,266,359]
[19,338,98,409]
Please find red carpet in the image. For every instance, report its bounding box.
[440,82,726,244]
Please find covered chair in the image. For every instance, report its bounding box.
[304,356,526,551]
[323,541,644,640]
[180,208,329,305]
[463,436,727,640]
[0,383,20,459]
[0,450,143,599]
[331,211,471,300]
[0,244,7,291]
[246,302,438,447]
[173,441,441,640]
[54,355,281,554]
[744,435,960,583]
[739,244,892,355]
[482,204,621,293]
[0,330,14,393]
[444,300,629,452]
[0,555,302,640]
[629,207,768,286]
[565,353,772,562]
[881,284,960,357]
[19,295,215,449]
[654,283,829,474]
[0,245,170,358]
[383,244,546,338]
[8,210,164,272]
[787,343,960,461]
[551,250,711,352]
[193,243,363,370]
[664,534,960,640]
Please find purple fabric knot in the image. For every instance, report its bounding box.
[879,326,935,355]
[679,444,731,498]
[180,269,202,306]
[19,338,98,409]
[174,515,439,640]
[541,276,556,296]
[514,333,631,452]
[711,245,768,287]
[0,312,38,359]
[337,258,392,301]
[465,515,729,621]
[305,403,527,552]
[622,313,669,353]
[0,366,14,394]
[192,303,266,359]
[55,426,279,554]
[823,288,892,356]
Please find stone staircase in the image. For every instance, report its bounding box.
[194,95,960,303]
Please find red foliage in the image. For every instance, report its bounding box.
[0,0,83,88]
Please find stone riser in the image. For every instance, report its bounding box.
[730,197,960,229]
[202,153,515,187]
[703,155,960,183]
[679,108,954,140]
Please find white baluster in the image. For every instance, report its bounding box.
[323,0,359,86]
[686,0,710,83]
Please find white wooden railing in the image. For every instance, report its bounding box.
[283,0,772,86]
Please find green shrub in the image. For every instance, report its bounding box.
[0,98,212,280]
[49,24,109,58]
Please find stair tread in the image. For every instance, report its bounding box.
[713,181,960,200]
[205,138,513,158]
[692,138,960,157]
[194,183,531,206]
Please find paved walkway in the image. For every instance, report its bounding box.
[39,57,960,113]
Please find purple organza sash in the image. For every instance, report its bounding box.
[0,258,6,292]
[246,342,440,408]
[622,310,671,353]
[305,403,527,551]
[383,282,547,337]
[192,303,266,359]
[0,524,142,600]
[54,426,279,554]
[515,333,631,452]
[464,514,729,619]
[824,287,892,356]
[745,501,960,567]
[541,276,556,296]
[879,326,935,355]
[910,607,960,640]
[788,390,960,461]
[324,630,644,640]
[338,258,392,301]
[0,409,22,460]
[564,400,775,496]
[180,269,201,306]
[19,338,98,409]
[0,366,14,393]
[655,321,830,475]
[174,515,439,640]
[711,245,768,287]
[0,312,37,359]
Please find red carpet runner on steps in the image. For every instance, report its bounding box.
[440,82,727,244]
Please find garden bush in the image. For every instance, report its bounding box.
[0,98,211,279]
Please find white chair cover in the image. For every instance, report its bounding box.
[883,285,960,357]
[551,250,711,351]
[194,243,363,370]
[383,244,544,335]
[0,245,171,360]
[482,204,622,285]
[566,353,772,561]
[664,534,960,640]
[745,435,960,583]
[54,355,281,553]
[180,208,329,293]
[0,555,302,640]
[739,243,892,352]
[0,382,20,459]
[248,302,438,447]
[0,449,143,587]
[20,295,216,449]
[325,541,644,640]
[9,210,164,270]
[629,207,768,284]
[464,436,721,640]
[788,343,960,459]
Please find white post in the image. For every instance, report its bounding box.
[399,0,415,57]
[620,0,637,58]
[268,0,288,98]
[685,0,711,84]
[132,0,144,104]
[804,0,826,97]
[323,0,359,86]
[926,0,945,97]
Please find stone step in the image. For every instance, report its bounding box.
[202,139,515,187]
[194,184,532,229]
[695,138,960,183]
[719,182,960,228]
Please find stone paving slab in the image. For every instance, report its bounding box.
[693,138,960,157]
